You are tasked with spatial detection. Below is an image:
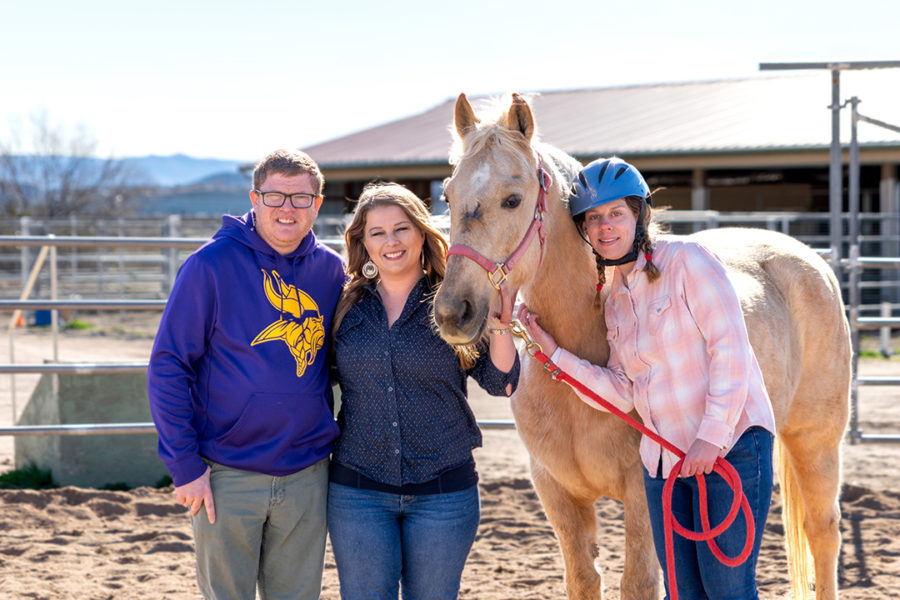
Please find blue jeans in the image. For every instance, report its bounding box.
[327,482,480,600]
[643,427,774,600]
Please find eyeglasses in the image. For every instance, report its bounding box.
[253,190,319,209]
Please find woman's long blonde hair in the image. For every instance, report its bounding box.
[333,182,478,368]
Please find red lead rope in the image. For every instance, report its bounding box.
[522,341,755,599]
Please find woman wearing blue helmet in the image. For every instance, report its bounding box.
[569,156,659,295]
[518,157,776,599]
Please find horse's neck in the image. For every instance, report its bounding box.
[522,198,607,361]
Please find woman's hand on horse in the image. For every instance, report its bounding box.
[679,438,720,478]
[488,290,512,330]
[516,304,559,357]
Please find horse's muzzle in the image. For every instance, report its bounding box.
[433,294,485,345]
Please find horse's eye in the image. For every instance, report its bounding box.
[502,195,522,209]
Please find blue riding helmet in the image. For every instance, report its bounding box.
[569,157,651,218]
[569,157,652,267]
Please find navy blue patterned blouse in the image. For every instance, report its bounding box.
[332,276,520,487]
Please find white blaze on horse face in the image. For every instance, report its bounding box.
[468,162,492,194]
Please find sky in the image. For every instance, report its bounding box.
[2,0,899,162]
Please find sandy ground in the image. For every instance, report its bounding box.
[1,313,899,599]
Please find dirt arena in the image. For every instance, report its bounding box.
[1,313,898,599]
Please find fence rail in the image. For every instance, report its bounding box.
[2,213,899,443]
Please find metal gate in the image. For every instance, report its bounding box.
[1,229,898,442]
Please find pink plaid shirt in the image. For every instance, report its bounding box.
[553,236,776,478]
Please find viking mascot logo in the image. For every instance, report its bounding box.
[251,269,325,377]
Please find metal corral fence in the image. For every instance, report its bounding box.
[1,211,899,443]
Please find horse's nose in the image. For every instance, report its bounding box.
[434,296,475,333]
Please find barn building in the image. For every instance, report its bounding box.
[303,71,900,225]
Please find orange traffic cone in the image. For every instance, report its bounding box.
[15,312,25,327]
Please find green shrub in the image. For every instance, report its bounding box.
[101,482,131,491]
[62,319,94,331]
[0,464,57,489]
[859,349,897,360]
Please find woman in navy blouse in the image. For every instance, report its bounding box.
[328,182,520,600]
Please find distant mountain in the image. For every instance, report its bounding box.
[2,153,248,189]
[190,169,250,188]
[121,154,246,187]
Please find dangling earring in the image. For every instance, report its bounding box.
[362,259,378,279]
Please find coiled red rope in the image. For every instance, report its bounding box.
[522,340,755,599]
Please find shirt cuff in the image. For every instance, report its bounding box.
[551,346,564,364]
[169,455,208,488]
[696,419,733,451]
[479,351,521,396]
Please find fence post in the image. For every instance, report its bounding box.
[882,302,894,358]
[848,243,861,444]
[97,220,106,298]
[50,238,59,362]
[19,216,31,305]
[691,169,708,233]
[165,215,181,296]
[69,214,78,299]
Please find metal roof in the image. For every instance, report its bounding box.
[304,71,900,168]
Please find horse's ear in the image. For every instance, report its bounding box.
[454,93,479,139]
[506,93,535,140]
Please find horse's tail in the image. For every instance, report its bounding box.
[776,439,812,600]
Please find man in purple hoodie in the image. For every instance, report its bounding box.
[148,149,345,599]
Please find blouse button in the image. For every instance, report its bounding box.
[394,449,400,455]
[392,421,398,427]
[387,386,393,392]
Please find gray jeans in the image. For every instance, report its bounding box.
[192,458,329,600]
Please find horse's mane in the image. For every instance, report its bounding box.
[537,142,581,212]
[449,124,534,173]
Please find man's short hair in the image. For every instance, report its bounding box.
[252,149,324,195]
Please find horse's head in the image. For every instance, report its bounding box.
[434,93,553,345]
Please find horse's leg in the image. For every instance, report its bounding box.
[619,478,661,600]
[778,429,843,600]
[531,463,659,600]
[531,463,605,600]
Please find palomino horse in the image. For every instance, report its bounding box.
[433,93,851,600]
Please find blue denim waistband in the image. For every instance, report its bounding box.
[329,460,478,495]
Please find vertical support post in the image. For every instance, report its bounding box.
[882,302,893,358]
[849,97,861,255]
[690,168,708,232]
[69,214,78,300]
[847,97,860,445]
[848,243,860,444]
[883,165,899,306]
[117,217,126,323]
[828,67,843,274]
[117,217,126,297]
[19,216,31,304]
[166,214,181,295]
[50,237,59,362]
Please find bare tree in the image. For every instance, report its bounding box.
[0,112,141,217]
